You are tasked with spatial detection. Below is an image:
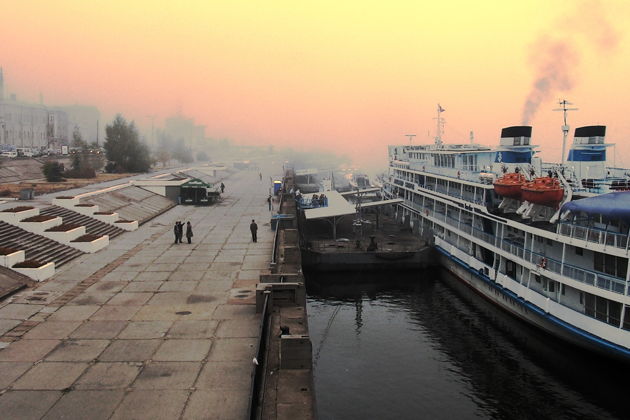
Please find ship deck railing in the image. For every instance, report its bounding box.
[390,177,485,206]
[408,201,627,295]
[557,222,629,250]
[500,238,626,295]
[297,197,329,209]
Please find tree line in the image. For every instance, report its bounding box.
[42,114,199,181]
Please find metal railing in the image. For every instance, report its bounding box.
[413,200,628,295]
[500,238,627,295]
[557,222,629,250]
[248,292,272,420]
[270,192,284,267]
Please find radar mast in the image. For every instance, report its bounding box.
[553,99,578,166]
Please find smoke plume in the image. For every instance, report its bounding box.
[521,0,620,124]
[521,39,578,124]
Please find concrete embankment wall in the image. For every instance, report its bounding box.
[251,170,316,419]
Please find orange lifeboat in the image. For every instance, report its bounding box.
[493,172,526,199]
[521,177,564,207]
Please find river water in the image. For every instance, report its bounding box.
[306,269,628,420]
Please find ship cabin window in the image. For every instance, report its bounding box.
[623,308,630,331]
[534,275,541,283]
[513,138,521,146]
[505,260,516,279]
[587,136,604,144]
[546,238,552,245]
[433,154,455,168]
[523,137,530,145]
[462,154,478,171]
[585,294,622,327]
[575,247,583,256]
[561,283,566,295]
[593,252,628,279]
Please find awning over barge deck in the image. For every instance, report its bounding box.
[360,198,403,209]
[340,187,381,196]
[303,191,355,220]
[303,190,402,220]
[561,191,630,222]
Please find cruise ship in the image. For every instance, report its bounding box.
[383,105,630,361]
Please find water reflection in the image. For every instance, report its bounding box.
[306,268,628,420]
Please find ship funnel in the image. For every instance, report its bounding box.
[499,126,532,147]
[568,125,608,180]
[573,125,606,145]
[495,126,534,164]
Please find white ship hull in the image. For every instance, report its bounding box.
[437,247,630,361]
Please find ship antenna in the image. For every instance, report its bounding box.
[553,99,578,166]
[405,134,416,144]
[434,104,446,146]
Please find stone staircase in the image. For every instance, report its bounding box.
[39,206,125,239]
[0,222,84,267]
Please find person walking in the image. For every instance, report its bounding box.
[250,219,258,243]
[185,221,193,244]
[220,182,225,193]
[259,172,262,181]
[267,194,272,211]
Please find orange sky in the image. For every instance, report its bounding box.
[2,0,630,169]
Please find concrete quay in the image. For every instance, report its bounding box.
[0,168,276,419]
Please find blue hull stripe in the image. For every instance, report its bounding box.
[435,245,630,359]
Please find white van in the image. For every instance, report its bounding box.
[16,148,34,157]
[1,151,17,158]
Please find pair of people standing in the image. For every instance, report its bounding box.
[173,221,193,244]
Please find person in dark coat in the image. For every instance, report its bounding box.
[250,219,258,243]
[186,221,193,244]
[220,182,225,193]
[174,221,179,244]
[267,194,272,211]
[177,222,184,244]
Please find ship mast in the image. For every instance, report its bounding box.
[553,99,578,166]
[434,104,445,146]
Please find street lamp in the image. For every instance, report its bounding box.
[146,115,156,146]
[0,117,5,146]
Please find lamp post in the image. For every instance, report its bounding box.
[0,117,5,146]
[146,115,156,146]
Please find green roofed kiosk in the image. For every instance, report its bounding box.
[180,178,220,205]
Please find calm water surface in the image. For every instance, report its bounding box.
[306,269,628,420]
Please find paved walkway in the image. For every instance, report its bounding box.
[0,169,274,419]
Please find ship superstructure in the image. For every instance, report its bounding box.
[384,105,630,360]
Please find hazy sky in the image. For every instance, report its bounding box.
[2,0,630,168]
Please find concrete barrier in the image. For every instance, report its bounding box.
[256,282,306,313]
[280,335,313,369]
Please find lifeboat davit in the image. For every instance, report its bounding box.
[493,172,526,199]
[521,177,564,207]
